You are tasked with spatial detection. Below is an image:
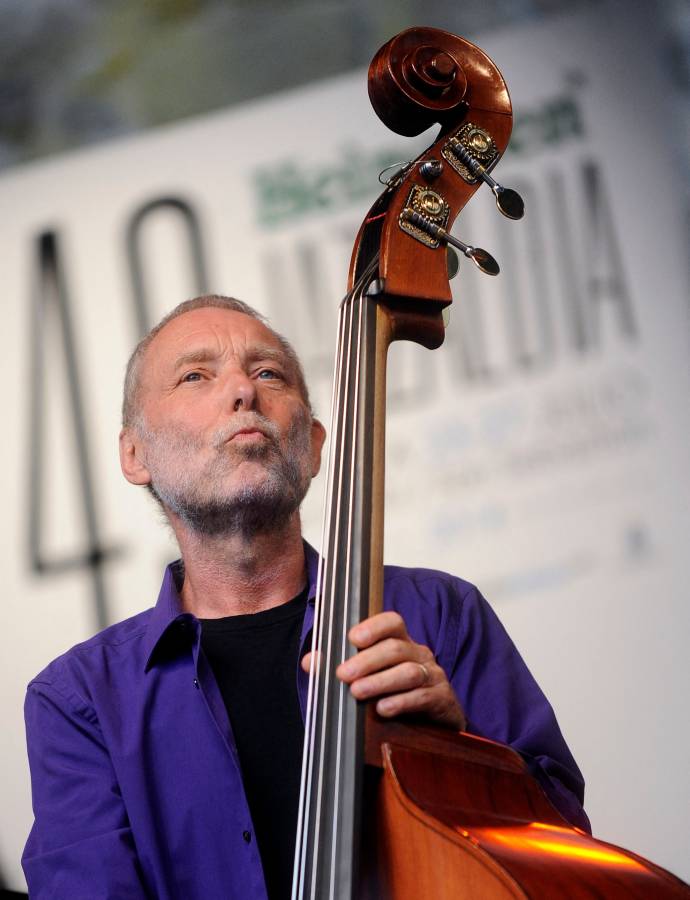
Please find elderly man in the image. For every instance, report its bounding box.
[23,295,588,900]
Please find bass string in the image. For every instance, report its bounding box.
[327,271,368,899]
[292,294,347,900]
[309,255,378,797]
[294,288,356,899]
[307,288,357,898]
[293,254,380,898]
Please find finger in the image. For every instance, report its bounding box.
[375,684,467,730]
[347,659,440,700]
[300,650,324,674]
[337,640,434,682]
[348,611,409,649]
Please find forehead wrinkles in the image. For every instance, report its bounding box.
[147,314,281,371]
[152,321,226,371]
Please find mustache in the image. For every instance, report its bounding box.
[211,412,281,449]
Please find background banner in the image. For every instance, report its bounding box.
[1,5,688,890]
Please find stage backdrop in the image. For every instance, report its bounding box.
[1,4,689,892]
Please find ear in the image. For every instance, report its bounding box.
[309,419,327,477]
[119,427,152,486]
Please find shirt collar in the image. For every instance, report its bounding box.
[304,540,319,602]
[143,560,193,672]
[143,540,320,672]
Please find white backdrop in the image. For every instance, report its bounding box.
[1,4,689,892]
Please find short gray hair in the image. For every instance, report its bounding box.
[121,294,311,428]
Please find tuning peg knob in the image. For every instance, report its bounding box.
[493,186,524,220]
[449,143,524,220]
[467,246,500,275]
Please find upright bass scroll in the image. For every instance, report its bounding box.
[352,26,524,306]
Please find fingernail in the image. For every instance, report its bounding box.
[378,699,393,714]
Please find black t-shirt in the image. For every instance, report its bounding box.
[200,588,307,900]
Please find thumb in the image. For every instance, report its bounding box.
[301,650,324,674]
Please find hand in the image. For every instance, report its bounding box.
[302,611,466,730]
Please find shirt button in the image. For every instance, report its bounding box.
[193,678,199,689]
[242,830,252,843]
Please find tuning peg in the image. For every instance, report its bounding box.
[492,186,524,220]
[450,143,524,220]
[401,210,500,275]
[465,246,500,275]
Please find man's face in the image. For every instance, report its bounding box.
[121,308,325,537]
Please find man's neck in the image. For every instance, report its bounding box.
[171,514,308,618]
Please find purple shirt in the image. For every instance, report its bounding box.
[23,544,589,899]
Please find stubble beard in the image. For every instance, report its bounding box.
[141,408,314,539]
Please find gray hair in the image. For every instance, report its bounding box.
[121,294,312,429]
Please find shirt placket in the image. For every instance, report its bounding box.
[184,614,268,896]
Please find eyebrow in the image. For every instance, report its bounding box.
[171,348,220,372]
[171,345,292,374]
[246,346,298,385]
[246,346,292,370]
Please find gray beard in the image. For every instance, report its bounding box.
[145,411,313,539]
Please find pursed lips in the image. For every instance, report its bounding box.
[229,427,269,442]
[214,414,280,449]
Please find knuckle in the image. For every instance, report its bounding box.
[385,611,407,635]
[418,645,435,665]
[433,693,451,714]
[392,637,413,658]
[430,668,447,687]
[354,673,380,698]
[403,660,423,682]
[376,638,409,666]
[409,687,430,708]
[378,698,397,717]
[350,679,368,699]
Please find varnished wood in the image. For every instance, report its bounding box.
[368,27,511,137]
[369,739,690,898]
[366,303,393,619]
[361,714,690,897]
[380,110,511,304]
[364,301,446,624]
[364,714,529,776]
[352,29,513,307]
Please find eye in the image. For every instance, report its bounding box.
[256,368,282,381]
[181,371,203,383]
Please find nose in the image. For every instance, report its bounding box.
[228,372,257,412]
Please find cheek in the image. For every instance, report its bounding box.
[308,437,321,475]
[266,395,305,430]
[152,393,222,432]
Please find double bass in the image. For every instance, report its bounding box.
[290,27,690,899]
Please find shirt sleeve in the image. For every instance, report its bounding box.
[443,580,591,833]
[22,678,151,900]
